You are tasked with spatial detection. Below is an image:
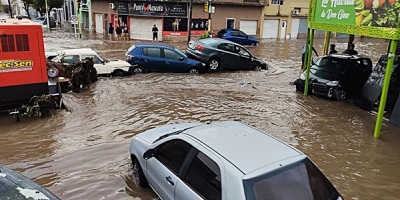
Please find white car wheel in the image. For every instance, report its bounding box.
[132,158,148,187]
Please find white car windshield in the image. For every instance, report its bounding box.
[243,158,339,200]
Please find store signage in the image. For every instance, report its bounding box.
[117,1,188,17]
[314,0,399,28]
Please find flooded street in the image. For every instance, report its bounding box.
[0,31,399,200]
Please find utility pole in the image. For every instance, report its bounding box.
[76,0,82,38]
[208,0,211,32]
[7,0,13,18]
[187,0,193,44]
[45,0,50,29]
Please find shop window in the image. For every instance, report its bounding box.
[226,19,235,29]
[15,34,29,52]
[271,0,284,5]
[1,34,16,52]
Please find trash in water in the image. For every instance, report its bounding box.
[239,82,252,87]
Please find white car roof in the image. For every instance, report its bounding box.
[57,48,97,56]
[183,121,302,174]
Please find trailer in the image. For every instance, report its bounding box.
[0,18,63,119]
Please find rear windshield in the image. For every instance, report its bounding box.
[243,158,339,200]
[312,57,350,73]
[200,38,218,45]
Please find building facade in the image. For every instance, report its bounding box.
[262,0,311,39]
[91,0,265,41]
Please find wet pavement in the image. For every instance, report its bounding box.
[0,31,399,200]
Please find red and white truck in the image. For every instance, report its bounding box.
[0,18,62,117]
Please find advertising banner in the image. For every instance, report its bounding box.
[314,0,399,28]
[117,1,188,17]
[190,19,209,31]
[163,18,188,32]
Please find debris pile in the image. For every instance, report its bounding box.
[47,58,98,93]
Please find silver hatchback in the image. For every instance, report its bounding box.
[130,121,343,200]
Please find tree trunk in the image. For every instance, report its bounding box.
[347,34,355,50]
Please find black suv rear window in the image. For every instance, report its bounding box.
[243,158,339,200]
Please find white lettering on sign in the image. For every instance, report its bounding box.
[330,0,354,7]
[132,4,164,12]
[319,0,353,20]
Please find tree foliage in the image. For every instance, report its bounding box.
[32,0,64,15]
[0,1,10,13]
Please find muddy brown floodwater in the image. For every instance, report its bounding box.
[0,31,399,200]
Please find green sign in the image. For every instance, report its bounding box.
[314,0,400,28]
[314,0,356,25]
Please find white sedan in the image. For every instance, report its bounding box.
[47,48,133,76]
[130,121,343,200]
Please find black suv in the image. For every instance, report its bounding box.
[294,54,373,100]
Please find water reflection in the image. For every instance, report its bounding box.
[0,30,398,199]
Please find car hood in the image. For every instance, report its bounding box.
[136,122,203,144]
[248,35,258,42]
[107,59,131,67]
[186,57,203,66]
[0,166,60,200]
[303,68,343,83]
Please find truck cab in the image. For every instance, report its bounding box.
[0,18,62,115]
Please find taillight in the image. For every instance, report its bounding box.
[195,44,204,51]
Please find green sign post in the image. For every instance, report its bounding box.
[305,0,400,138]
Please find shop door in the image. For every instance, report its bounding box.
[95,13,103,33]
[262,19,279,38]
[290,18,300,39]
[130,17,163,41]
[240,20,257,35]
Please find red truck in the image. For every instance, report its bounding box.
[0,18,62,117]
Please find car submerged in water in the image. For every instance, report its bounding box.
[186,38,267,71]
[0,166,60,200]
[294,54,373,100]
[130,121,343,200]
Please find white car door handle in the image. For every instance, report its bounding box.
[166,176,174,186]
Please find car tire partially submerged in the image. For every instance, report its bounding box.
[132,157,148,187]
[188,67,200,74]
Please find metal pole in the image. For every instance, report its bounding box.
[208,0,211,32]
[374,40,397,138]
[304,29,315,96]
[187,0,193,44]
[325,31,331,55]
[45,0,50,29]
[7,0,13,18]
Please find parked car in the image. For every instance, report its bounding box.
[0,165,60,200]
[33,16,56,28]
[217,29,258,46]
[130,121,343,200]
[49,48,133,76]
[186,38,267,71]
[125,42,206,74]
[15,15,30,19]
[294,53,373,100]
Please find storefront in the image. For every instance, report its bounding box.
[116,1,207,40]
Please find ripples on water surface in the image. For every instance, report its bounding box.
[0,31,399,200]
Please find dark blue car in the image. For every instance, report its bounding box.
[217,29,258,46]
[125,42,206,74]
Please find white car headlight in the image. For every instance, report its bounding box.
[47,67,58,78]
[326,80,339,86]
[300,73,306,80]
